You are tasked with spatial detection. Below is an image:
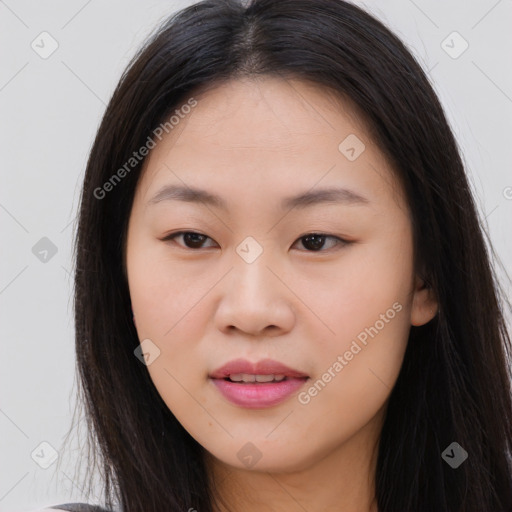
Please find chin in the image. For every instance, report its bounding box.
[206,439,322,474]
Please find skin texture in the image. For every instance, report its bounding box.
[125,76,438,512]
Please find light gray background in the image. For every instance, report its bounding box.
[1,0,511,510]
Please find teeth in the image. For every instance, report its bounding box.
[255,374,277,383]
[228,373,287,383]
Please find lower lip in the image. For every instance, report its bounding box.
[210,377,308,408]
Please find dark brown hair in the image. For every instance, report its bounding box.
[68,0,512,510]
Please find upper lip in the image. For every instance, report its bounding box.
[209,358,309,379]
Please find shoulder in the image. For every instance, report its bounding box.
[27,509,65,512]
[28,505,113,512]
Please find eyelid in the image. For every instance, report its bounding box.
[293,233,351,252]
[160,230,219,248]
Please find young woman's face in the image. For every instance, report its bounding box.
[125,77,437,473]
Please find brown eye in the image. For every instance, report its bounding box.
[162,231,217,249]
[293,233,348,252]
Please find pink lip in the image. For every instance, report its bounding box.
[209,358,309,409]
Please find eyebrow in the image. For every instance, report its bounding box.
[147,184,370,211]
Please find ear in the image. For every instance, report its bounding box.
[410,274,438,326]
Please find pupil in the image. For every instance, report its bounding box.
[303,234,325,251]
[184,233,205,248]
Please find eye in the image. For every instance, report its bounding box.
[161,231,217,249]
[292,233,348,252]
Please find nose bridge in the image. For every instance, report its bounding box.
[214,236,295,335]
[231,236,279,303]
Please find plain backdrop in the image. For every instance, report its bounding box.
[1,0,511,510]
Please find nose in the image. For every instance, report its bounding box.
[213,252,296,338]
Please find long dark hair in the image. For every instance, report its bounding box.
[67,0,512,510]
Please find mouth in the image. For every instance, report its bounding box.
[222,373,294,383]
[209,359,309,408]
[209,357,309,380]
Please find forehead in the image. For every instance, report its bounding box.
[135,76,404,212]
[164,76,366,149]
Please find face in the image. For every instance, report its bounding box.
[125,76,437,474]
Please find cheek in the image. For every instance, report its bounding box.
[298,226,414,346]
[126,239,219,384]
[127,237,212,336]
[127,248,212,424]
[294,226,414,405]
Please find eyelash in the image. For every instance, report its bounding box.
[160,231,351,253]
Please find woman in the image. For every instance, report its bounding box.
[36,0,512,510]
